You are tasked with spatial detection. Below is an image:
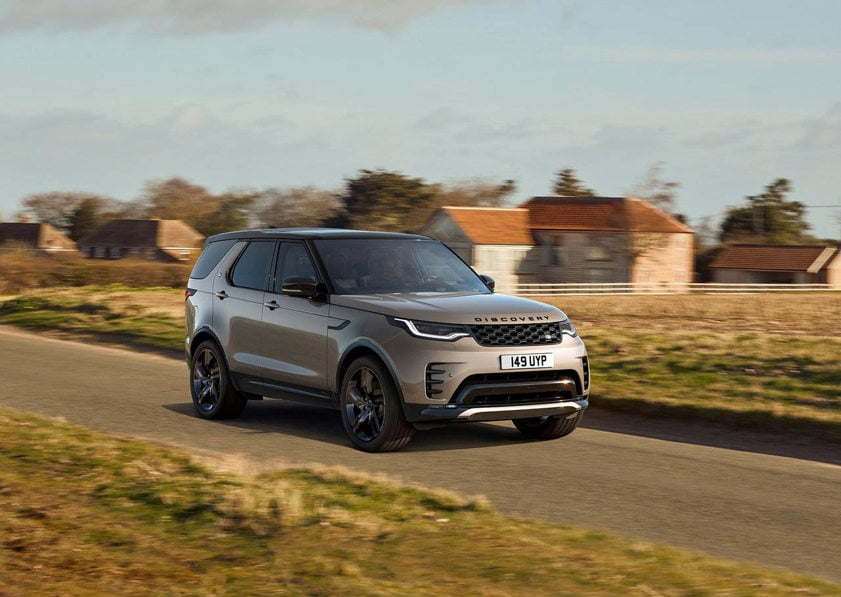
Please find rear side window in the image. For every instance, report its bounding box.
[190,240,237,279]
[230,241,276,290]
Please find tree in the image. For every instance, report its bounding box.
[255,187,341,228]
[68,196,106,242]
[630,162,681,216]
[719,178,813,244]
[21,192,85,232]
[201,191,257,236]
[433,179,517,209]
[20,191,116,236]
[139,178,215,225]
[134,177,255,236]
[339,170,440,232]
[551,168,596,196]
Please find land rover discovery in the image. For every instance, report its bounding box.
[185,229,589,452]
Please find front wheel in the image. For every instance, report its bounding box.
[190,340,247,419]
[340,356,415,452]
[513,411,583,440]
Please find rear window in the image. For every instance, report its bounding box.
[190,240,237,279]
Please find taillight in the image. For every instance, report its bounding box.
[185,288,197,301]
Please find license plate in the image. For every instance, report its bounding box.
[500,353,554,370]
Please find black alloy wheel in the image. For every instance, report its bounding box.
[340,356,415,452]
[190,340,247,419]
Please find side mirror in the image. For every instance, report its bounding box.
[479,274,495,292]
[282,277,325,300]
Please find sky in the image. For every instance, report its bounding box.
[2,0,841,240]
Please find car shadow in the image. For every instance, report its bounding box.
[165,400,840,463]
[581,407,841,466]
[164,399,529,452]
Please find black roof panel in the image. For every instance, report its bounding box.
[206,228,432,243]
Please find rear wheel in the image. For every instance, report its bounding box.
[340,356,415,452]
[513,411,583,440]
[190,340,247,419]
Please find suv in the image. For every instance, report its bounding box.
[185,229,589,452]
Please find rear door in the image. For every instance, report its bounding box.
[260,241,331,399]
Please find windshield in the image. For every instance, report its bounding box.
[314,238,491,295]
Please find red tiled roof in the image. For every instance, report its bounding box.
[521,196,694,234]
[710,244,839,272]
[439,207,534,245]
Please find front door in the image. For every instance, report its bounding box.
[260,241,330,400]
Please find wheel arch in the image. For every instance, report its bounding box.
[188,327,252,394]
[189,326,224,360]
[335,340,405,408]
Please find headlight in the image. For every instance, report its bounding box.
[559,317,577,337]
[391,318,470,341]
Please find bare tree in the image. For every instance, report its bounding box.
[20,191,115,234]
[255,186,342,228]
[131,177,257,235]
[630,162,680,215]
[434,179,517,208]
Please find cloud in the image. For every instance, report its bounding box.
[560,46,841,67]
[414,108,468,132]
[680,104,841,155]
[0,0,510,33]
[0,106,320,202]
[795,102,841,151]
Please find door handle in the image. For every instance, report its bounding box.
[264,300,280,311]
[214,291,228,300]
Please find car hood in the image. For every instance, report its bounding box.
[330,292,566,324]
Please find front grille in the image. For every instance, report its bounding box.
[452,370,580,406]
[469,322,562,347]
[462,370,567,385]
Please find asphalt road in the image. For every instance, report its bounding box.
[2,326,839,583]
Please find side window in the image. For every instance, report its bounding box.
[190,239,237,279]
[230,240,275,290]
[273,242,317,292]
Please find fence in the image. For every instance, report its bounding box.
[511,282,839,296]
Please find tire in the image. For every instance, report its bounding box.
[340,356,415,452]
[190,340,248,420]
[513,411,583,440]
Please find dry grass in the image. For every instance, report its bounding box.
[0,251,192,294]
[2,408,838,596]
[539,292,841,438]
[543,292,841,337]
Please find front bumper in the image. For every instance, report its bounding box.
[414,396,588,424]
[378,330,590,417]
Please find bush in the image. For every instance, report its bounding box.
[0,252,192,294]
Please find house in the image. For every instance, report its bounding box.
[423,197,694,291]
[78,219,204,262]
[0,222,78,253]
[525,196,694,287]
[709,244,841,287]
[422,207,535,291]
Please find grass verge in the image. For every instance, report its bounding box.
[0,285,184,353]
[1,407,838,596]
